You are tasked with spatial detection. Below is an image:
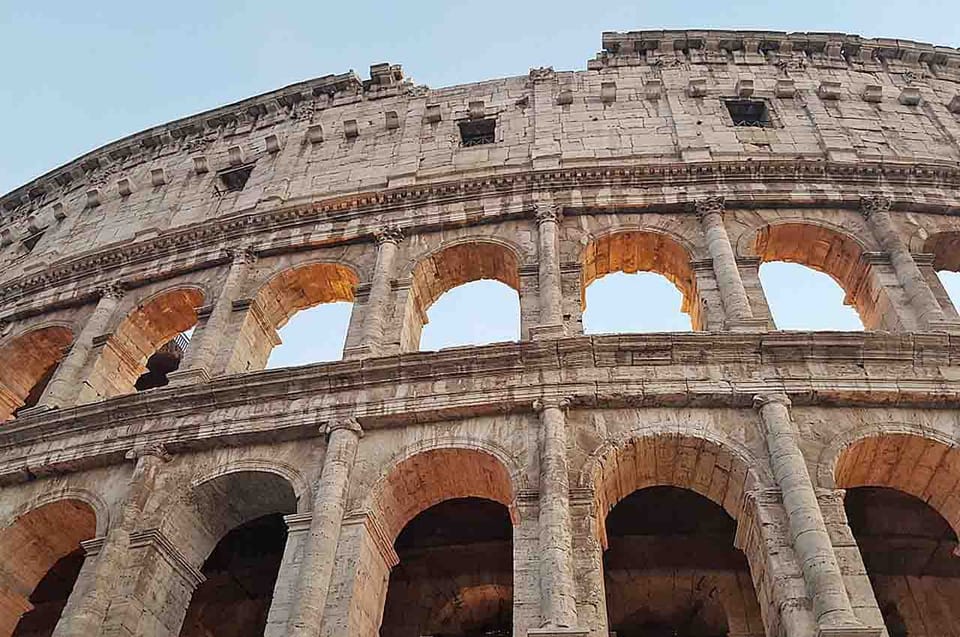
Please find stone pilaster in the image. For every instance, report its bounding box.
[753,394,880,637]
[169,247,256,385]
[286,418,363,637]
[344,227,402,359]
[531,204,566,340]
[530,398,586,636]
[696,197,764,331]
[263,513,313,637]
[860,195,953,331]
[53,444,173,637]
[38,283,124,409]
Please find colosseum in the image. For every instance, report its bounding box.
[4,27,960,637]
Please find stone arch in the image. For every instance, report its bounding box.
[81,285,204,402]
[365,446,518,543]
[0,324,73,421]
[225,261,359,373]
[580,229,703,330]
[749,221,890,329]
[922,231,960,273]
[0,498,97,637]
[827,430,960,541]
[578,428,768,546]
[160,468,299,568]
[5,486,111,538]
[400,239,522,351]
[580,429,771,637]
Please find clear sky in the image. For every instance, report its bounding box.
[4,1,959,367]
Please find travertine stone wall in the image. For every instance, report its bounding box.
[4,29,960,637]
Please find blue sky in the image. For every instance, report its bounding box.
[3,1,959,367]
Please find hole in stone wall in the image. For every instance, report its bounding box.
[724,99,770,127]
[583,271,692,334]
[418,280,520,351]
[380,498,513,637]
[759,262,864,330]
[458,119,496,147]
[218,165,254,193]
[21,231,45,253]
[135,328,193,391]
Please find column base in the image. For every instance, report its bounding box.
[926,318,960,334]
[14,404,58,419]
[527,628,589,637]
[342,345,371,360]
[816,625,883,637]
[530,323,567,340]
[165,367,211,387]
[725,317,769,332]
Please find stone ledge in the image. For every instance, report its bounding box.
[527,628,589,637]
[817,626,884,637]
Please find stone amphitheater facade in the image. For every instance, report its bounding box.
[5,28,960,637]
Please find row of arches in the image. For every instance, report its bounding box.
[2,430,959,636]
[4,220,960,419]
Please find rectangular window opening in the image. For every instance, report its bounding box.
[724,99,771,128]
[458,118,496,147]
[22,231,44,252]
[219,165,254,193]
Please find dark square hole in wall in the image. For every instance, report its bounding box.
[724,99,771,127]
[22,231,44,252]
[219,165,254,192]
[458,118,496,147]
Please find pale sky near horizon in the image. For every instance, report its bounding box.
[3,1,959,368]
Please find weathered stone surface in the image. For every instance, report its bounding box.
[2,28,960,637]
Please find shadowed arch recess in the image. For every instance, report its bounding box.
[0,325,73,421]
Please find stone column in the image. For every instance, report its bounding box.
[753,394,879,637]
[346,226,402,358]
[38,283,124,409]
[695,197,760,329]
[52,444,172,637]
[168,248,256,385]
[860,195,950,330]
[286,418,363,637]
[530,398,585,636]
[531,204,566,340]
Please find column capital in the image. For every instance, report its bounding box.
[324,417,363,438]
[753,392,791,410]
[859,194,893,218]
[97,282,126,300]
[373,224,404,246]
[694,195,725,219]
[534,202,562,225]
[533,396,572,412]
[225,246,258,265]
[124,443,172,463]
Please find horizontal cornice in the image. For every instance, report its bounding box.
[4,158,960,316]
[1,331,959,485]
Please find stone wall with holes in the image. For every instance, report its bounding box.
[5,31,960,291]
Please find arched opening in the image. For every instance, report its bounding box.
[0,326,73,421]
[347,448,516,636]
[581,231,701,332]
[419,280,520,350]
[589,435,765,637]
[755,223,887,330]
[922,232,960,320]
[81,287,203,402]
[380,498,513,637]
[0,499,97,637]
[168,471,298,637]
[403,243,521,352]
[835,433,960,636]
[759,262,864,330]
[228,263,357,372]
